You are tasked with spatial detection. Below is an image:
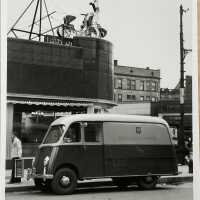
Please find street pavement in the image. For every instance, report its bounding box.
[5,182,193,200]
[5,165,193,193]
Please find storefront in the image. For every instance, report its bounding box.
[7,36,115,166]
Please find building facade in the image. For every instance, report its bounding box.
[114,60,160,103]
[7,36,115,162]
[160,76,192,101]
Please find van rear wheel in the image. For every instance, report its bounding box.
[51,168,77,195]
[137,176,158,190]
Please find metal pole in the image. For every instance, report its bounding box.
[29,0,40,40]
[39,0,42,41]
[179,5,185,163]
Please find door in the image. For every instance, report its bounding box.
[81,122,104,178]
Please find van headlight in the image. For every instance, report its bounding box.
[32,157,35,167]
[43,156,50,167]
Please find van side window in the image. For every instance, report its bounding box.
[63,123,81,143]
[84,122,103,143]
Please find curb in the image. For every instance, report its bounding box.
[5,175,193,193]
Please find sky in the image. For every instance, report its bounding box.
[7,0,193,88]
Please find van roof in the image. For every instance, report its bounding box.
[51,114,168,126]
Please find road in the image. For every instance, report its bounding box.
[5,183,193,200]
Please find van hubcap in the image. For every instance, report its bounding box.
[60,176,70,186]
[145,176,153,182]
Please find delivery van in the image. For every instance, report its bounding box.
[29,114,178,194]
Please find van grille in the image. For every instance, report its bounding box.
[34,146,53,174]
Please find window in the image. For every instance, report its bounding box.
[127,94,136,100]
[151,97,156,102]
[43,125,65,144]
[122,79,126,89]
[63,123,81,143]
[146,81,151,91]
[127,79,131,90]
[131,80,136,90]
[118,94,122,102]
[152,81,157,91]
[140,96,144,101]
[146,96,150,101]
[140,81,144,91]
[114,93,116,101]
[84,122,103,142]
[115,78,122,89]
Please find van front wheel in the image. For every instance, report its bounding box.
[137,176,158,190]
[51,168,77,195]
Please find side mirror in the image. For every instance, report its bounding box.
[81,122,88,127]
[63,137,72,143]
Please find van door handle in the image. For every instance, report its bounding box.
[83,145,86,151]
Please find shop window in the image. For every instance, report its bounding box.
[84,122,103,143]
[19,112,55,144]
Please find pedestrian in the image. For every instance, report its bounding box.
[184,151,193,174]
[188,151,193,174]
[9,131,22,183]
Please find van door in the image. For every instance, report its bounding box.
[82,122,104,178]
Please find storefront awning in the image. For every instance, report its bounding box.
[7,93,117,108]
[7,99,92,107]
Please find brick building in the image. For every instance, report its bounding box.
[114,60,160,103]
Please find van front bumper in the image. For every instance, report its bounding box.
[33,174,54,179]
[27,168,54,180]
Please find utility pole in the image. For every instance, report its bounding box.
[178,5,191,164]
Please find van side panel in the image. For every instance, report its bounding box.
[103,122,177,176]
[52,144,104,178]
[52,145,85,176]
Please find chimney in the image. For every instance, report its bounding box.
[114,60,118,66]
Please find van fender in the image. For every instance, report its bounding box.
[54,163,80,179]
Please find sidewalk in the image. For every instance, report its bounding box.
[5,165,193,193]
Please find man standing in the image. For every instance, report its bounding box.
[9,131,22,183]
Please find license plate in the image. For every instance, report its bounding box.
[27,168,36,180]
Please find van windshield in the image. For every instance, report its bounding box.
[43,125,65,144]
